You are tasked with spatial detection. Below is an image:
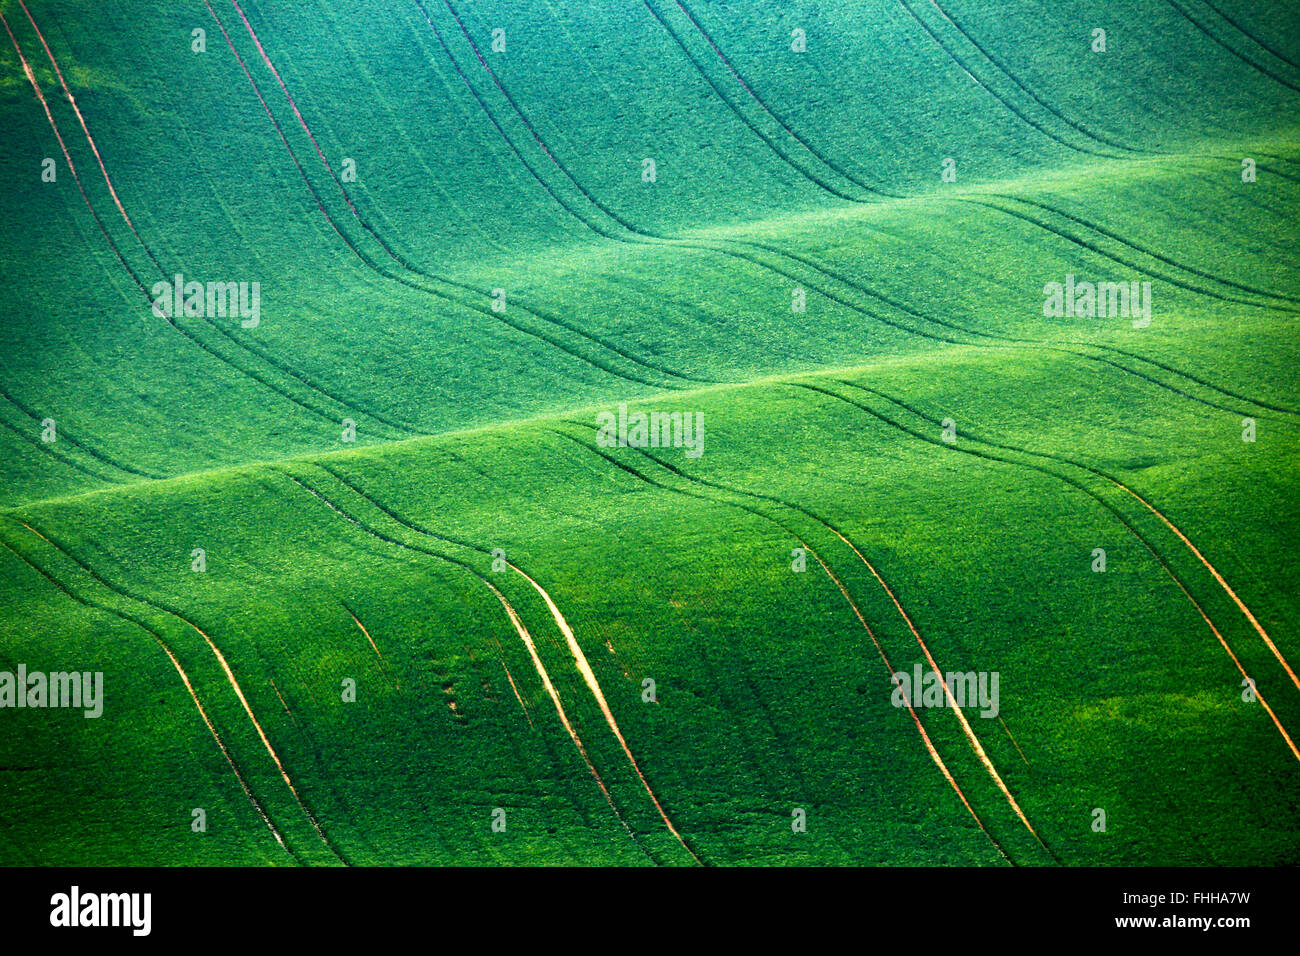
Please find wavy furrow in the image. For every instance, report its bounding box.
[507,557,704,865]
[216,3,686,395]
[896,0,1118,159]
[641,0,879,203]
[16,1,160,267]
[412,0,1291,426]
[311,461,704,860]
[0,412,115,483]
[434,0,953,396]
[547,425,848,788]
[0,384,161,480]
[730,230,1292,421]
[921,0,1299,190]
[719,228,1297,420]
[0,391,133,483]
[802,536,1007,860]
[302,461,701,862]
[12,0,1289,471]
[436,0,656,238]
[997,194,1300,309]
[482,577,615,801]
[4,8,380,445]
[1105,477,1300,696]
[17,2,409,441]
[423,2,1073,404]
[840,376,1300,745]
[591,428,1049,852]
[342,600,398,690]
[0,14,171,481]
[215,4,686,395]
[10,518,346,861]
[834,378,1300,694]
[821,508,1046,845]
[670,0,904,196]
[0,7,151,294]
[926,0,1152,155]
[968,197,1300,316]
[227,0,705,391]
[411,0,637,248]
[0,534,298,859]
[798,379,1300,764]
[1087,342,1299,418]
[1198,0,1300,72]
[435,0,855,310]
[281,468,659,862]
[624,407,1290,779]
[549,426,1015,862]
[842,377,1300,691]
[1167,0,1300,95]
[324,451,842,856]
[489,632,535,730]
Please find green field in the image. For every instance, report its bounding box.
[1,0,1298,866]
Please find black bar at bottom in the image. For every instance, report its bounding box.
[0,865,1291,943]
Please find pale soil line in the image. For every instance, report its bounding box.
[19,520,338,856]
[282,474,645,847]
[269,676,299,727]
[10,3,374,448]
[484,580,633,836]
[1155,549,1300,763]
[1106,477,1300,695]
[223,0,697,395]
[17,1,143,238]
[179,614,339,855]
[824,526,1044,845]
[155,640,289,850]
[1,533,291,854]
[999,717,1029,765]
[548,433,1005,859]
[1,12,87,206]
[344,605,385,662]
[803,543,1009,860]
[817,380,1300,765]
[343,602,400,690]
[491,634,535,730]
[229,0,360,217]
[508,563,703,864]
[17,521,50,544]
[500,660,535,730]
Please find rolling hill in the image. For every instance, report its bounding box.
[1,0,1298,865]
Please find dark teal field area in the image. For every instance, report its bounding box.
[1,0,1298,865]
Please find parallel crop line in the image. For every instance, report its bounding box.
[549,428,1012,863]
[224,0,702,392]
[0,534,296,859]
[896,0,1119,159]
[1166,0,1300,95]
[417,0,1289,424]
[282,469,656,862]
[12,518,345,861]
[802,380,1300,765]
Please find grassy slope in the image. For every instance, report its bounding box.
[0,0,1297,864]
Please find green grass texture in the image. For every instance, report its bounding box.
[1,0,1298,865]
